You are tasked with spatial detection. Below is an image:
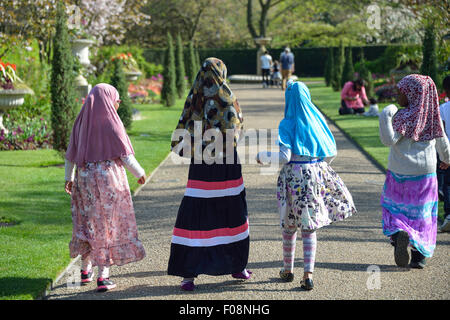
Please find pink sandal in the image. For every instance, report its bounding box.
[232,269,252,280]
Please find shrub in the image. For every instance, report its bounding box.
[161,33,177,107]
[341,46,355,85]
[175,34,186,98]
[420,23,438,85]
[331,41,345,91]
[50,2,78,155]
[185,41,198,86]
[110,59,133,129]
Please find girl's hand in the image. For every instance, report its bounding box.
[65,181,73,195]
[440,162,450,170]
[138,175,146,185]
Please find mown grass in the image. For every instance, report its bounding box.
[0,98,184,300]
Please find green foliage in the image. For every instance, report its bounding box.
[175,34,186,98]
[186,41,198,86]
[341,46,355,85]
[50,2,78,156]
[161,33,177,107]
[110,59,133,129]
[324,47,334,87]
[420,23,438,85]
[331,41,345,91]
[357,48,374,98]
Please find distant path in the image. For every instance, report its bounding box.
[47,84,450,300]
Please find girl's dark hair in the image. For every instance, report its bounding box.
[369,97,377,104]
[354,78,365,87]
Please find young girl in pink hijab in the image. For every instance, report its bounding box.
[379,74,450,269]
[64,83,146,292]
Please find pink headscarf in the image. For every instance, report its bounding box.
[65,83,134,166]
[392,74,443,142]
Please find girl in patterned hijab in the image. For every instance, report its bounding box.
[168,58,251,291]
[380,74,450,269]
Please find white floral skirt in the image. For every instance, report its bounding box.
[277,161,356,231]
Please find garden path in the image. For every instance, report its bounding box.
[46,83,450,300]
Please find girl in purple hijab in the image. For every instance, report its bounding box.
[64,83,146,292]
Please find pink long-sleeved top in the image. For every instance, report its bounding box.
[341,81,368,109]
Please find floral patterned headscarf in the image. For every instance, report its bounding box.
[392,74,443,142]
[171,57,243,157]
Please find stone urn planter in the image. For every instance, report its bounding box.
[124,70,142,82]
[71,38,95,68]
[0,87,34,133]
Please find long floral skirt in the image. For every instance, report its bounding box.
[69,159,146,267]
[381,170,438,257]
[167,157,249,278]
[277,160,356,231]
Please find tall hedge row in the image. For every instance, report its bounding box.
[143,45,416,77]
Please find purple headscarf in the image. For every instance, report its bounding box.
[65,83,134,166]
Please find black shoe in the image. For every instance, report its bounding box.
[410,249,426,269]
[80,269,94,285]
[279,269,294,282]
[300,278,314,291]
[392,231,410,267]
[96,278,116,292]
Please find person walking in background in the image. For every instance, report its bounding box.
[339,79,370,115]
[379,74,450,269]
[260,50,273,88]
[168,58,251,291]
[64,84,147,292]
[256,81,356,290]
[280,47,295,90]
[437,75,450,232]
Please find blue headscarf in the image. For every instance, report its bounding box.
[278,81,337,157]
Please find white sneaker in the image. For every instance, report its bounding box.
[440,216,450,232]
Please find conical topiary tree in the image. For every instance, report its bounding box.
[186,41,198,86]
[110,59,133,129]
[175,34,186,98]
[358,48,374,98]
[341,46,355,85]
[195,47,201,74]
[324,47,334,87]
[420,23,438,84]
[50,1,78,155]
[331,41,345,91]
[161,32,177,107]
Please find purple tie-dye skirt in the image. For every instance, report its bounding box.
[380,170,438,257]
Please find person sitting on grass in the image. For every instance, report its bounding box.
[379,74,450,269]
[339,79,370,115]
[64,83,147,292]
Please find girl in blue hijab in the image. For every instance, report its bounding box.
[257,81,356,290]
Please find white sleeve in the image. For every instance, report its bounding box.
[121,154,145,179]
[256,145,291,165]
[379,104,402,146]
[436,119,450,164]
[65,159,76,182]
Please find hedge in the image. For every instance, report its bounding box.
[143,45,417,77]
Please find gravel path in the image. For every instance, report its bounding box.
[46,84,450,300]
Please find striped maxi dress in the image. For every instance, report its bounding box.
[167,153,249,278]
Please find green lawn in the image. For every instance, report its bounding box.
[0,98,184,300]
[308,80,445,221]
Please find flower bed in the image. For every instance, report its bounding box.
[0,115,52,150]
[128,76,163,104]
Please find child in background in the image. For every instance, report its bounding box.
[271,60,282,88]
[257,81,356,290]
[65,83,146,292]
[379,74,450,269]
[438,75,450,232]
[363,97,380,117]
